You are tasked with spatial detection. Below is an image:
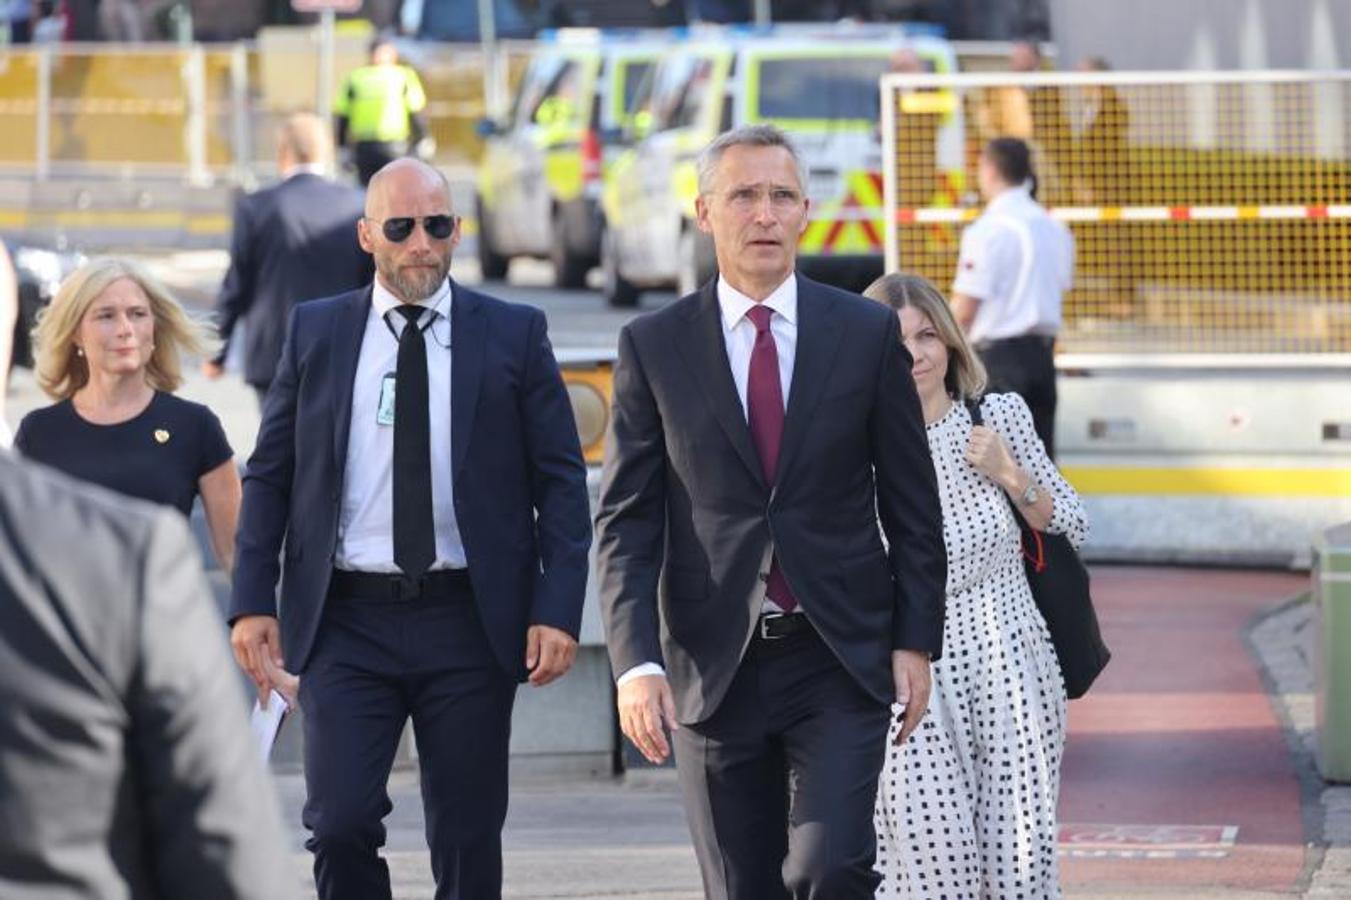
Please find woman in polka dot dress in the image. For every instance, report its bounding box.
[864,273,1088,899]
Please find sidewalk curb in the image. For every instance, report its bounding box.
[1246,592,1351,896]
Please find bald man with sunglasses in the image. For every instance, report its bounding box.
[228,158,591,900]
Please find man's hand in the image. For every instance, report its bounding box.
[525,624,577,687]
[201,360,224,380]
[260,652,300,710]
[891,649,932,746]
[617,674,678,765]
[230,614,284,704]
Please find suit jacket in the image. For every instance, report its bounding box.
[229,281,591,679]
[596,275,947,724]
[0,453,294,900]
[213,172,374,388]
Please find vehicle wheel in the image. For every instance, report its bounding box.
[601,227,639,308]
[475,201,509,281]
[550,210,590,289]
[676,227,716,297]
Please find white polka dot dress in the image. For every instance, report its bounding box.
[875,392,1088,899]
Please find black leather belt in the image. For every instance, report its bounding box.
[756,612,812,641]
[976,334,1056,352]
[329,568,470,602]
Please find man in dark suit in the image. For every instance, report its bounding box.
[595,124,947,898]
[228,157,591,900]
[204,112,374,405]
[0,452,295,899]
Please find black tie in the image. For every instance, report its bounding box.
[392,304,435,580]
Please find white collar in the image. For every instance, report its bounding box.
[986,182,1035,214]
[717,273,798,332]
[282,163,328,179]
[372,277,452,322]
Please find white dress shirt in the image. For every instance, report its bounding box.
[334,277,467,572]
[617,274,798,687]
[951,183,1074,345]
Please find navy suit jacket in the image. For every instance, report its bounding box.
[213,173,374,388]
[229,281,592,679]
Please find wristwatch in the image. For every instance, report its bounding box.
[1017,480,1041,507]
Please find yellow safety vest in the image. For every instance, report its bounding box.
[334,64,428,143]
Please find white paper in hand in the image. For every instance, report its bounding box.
[250,689,290,763]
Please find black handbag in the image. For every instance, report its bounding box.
[966,398,1111,699]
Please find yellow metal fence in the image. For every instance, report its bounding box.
[881,70,1351,354]
[0,40,534,182]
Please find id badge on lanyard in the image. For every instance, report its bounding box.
[376,372,397,426]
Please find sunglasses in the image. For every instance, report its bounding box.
[367,214,458,243]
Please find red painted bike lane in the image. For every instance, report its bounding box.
[1058,567,1310,893]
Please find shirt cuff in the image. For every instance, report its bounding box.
[616,662,665,687]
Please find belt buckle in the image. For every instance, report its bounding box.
[393,574,424,602]
[759,612,785,640]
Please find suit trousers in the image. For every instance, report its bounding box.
[299,578,517,900]
[673,626,891,900]
[977,335,1059,458]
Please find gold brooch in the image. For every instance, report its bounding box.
[153,429,170,444]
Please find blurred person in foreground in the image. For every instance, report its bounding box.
[0,451,295,899]
[865,272,1087,899]
[596,124,946,898]
[15,258,240,571]
[228,157,590,899]
[335,35,431,186]
[951,138,1074,457]
[204,112,373,406]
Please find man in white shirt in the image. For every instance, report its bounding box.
[596,124,946,899]
[952,137,1074,456]
[227,158,591,900]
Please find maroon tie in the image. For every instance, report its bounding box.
[745,305,797,613]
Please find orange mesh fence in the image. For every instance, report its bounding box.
[881,70,1351,353]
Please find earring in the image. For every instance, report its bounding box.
[75,347,84,357]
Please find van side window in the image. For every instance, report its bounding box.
[754,57,890,122]
[653,57,714,133]
[513,58,584,129]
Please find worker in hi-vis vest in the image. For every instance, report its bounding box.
[334,36,432,186]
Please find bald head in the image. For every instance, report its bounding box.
[1010,40,1042,72]
[358,157,459,303]
[889,47,925,74]
[277,112,331,171]
[365,158,452,219]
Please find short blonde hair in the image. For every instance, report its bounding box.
[33,257,217,400]
[863,272,988,400]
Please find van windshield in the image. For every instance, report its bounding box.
[753,56,890,123]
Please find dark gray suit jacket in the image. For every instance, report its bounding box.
[0,453,295,899]
[213,172,374,389]
[596,275,948,724]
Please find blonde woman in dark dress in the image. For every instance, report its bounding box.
[15,258,240,571]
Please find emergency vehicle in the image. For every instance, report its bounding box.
[476,29,669,288]
[599,24,960,307]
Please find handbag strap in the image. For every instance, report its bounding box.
[962,394,1047,571]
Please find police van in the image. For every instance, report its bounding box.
[476,29,669,288]
[599,24,959,307]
